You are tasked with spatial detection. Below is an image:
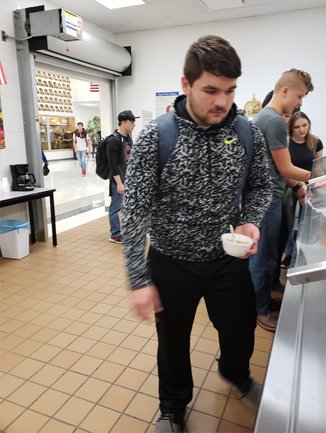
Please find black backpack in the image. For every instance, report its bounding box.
[96,132,120,180]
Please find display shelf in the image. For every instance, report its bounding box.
[37,116,75,151]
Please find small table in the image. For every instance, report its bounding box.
[0,187,57,247]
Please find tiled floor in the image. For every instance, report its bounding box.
[0,216,274,433]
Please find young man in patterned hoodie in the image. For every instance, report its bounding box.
[122,35,272,433]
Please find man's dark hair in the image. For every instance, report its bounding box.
[183,35,241,85]
[77,122,83,126]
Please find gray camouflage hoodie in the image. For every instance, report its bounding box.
[122,95,272,289]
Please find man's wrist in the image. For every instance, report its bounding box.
[292,182,303,192]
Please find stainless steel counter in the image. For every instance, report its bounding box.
[254,158,326,433]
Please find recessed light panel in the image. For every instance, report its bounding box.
[95,0,145,10]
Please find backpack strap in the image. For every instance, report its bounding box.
[156,112,179,174]
[156,111,254,209]
[233,115,254,208]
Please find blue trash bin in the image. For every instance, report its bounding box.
[0,219,30,259]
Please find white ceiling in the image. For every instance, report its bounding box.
[52,0,326,34]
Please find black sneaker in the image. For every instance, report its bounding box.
[155,412,184,432]
[281,255,292,269]
[239,380,263,409]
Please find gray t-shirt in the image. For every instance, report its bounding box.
[253,107,288,198]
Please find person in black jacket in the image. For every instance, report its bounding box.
[122,35,273,433]
[107,110,139,243]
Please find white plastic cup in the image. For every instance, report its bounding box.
[221,233,253,257]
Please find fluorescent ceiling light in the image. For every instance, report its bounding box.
[95,0,145,9]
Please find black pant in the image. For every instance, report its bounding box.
[148,247,257,413]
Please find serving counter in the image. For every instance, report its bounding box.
[254,158,326,433]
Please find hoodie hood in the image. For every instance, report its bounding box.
[173,94,239,131]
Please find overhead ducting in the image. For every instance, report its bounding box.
[25,6,131,76]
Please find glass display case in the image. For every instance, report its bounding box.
[38,116,75,151]
[254,156,326,433]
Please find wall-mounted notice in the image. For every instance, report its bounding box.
[141,110,153,127]
[155,91,179,117]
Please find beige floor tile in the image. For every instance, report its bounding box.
[255,336,273,352]
[100,329,128,346]
[139,374,158,397]
[0,400,25,431]
[250,349,270,368]
[70,354,103,375]
[192,388,227,417]
[113,319,139,334]
[52,370,88,394]
[38,418,76,433]
[191,350,215,370]
[12,339,44,357]
[186,409,220,433]
[67,336,97,353]
[223,398,257,429]
[109,414,148,433]
[1,319,25,334]
[1,334,26,352]
[201,325,218,340]
[125,392,158,422]
[91,360,125,383]
[107,346,138,366]
[9,358,45,379]
[14,323,43,338]
[54,396,94,425]
[30,364,65,386]
[8,381,47,407]
[76,310,102,325]
[132,322,156,339]
[194,337,219,355]
[47,317,74,331]
[90,303,113,315]
[250,364,266,385]
[141,339,157,356]
[86,341,116,359]
[202,371,232,396]
[29,327,59,343]
[79,404,120,433]
[30,344,62,362]
[192,366,209,388]
[5,409,49,433]
[49,349,82,369]
[115,367,148,391]
[81,325,109,340]
[64,321,91,336]
[48,331,78,348]
[99,384,135,411]
[75,377,111,402]
[30,388,70,416]
[120,334,148,351]
[129,352,157,373]
[0,374,25,398]
[217,420,252,432]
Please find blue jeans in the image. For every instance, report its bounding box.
[249,197,283,315]
[76,150,87,172]
[109,181,123,237]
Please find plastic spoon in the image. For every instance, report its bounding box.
[229,224,235,241]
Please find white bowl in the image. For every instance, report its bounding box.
[221,233,253,257]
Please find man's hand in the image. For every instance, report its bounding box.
[129,285,163,321]
[235,223,260,257]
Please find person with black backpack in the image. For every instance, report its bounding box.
[106,110,139,243]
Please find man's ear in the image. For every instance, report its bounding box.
[181,75,190,96]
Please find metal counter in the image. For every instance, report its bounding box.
[254,159,326,433]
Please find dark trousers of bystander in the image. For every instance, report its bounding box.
[148,247,257,415]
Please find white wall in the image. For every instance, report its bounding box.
[116,7,326,141]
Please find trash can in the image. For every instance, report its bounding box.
[0,219,30,259]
